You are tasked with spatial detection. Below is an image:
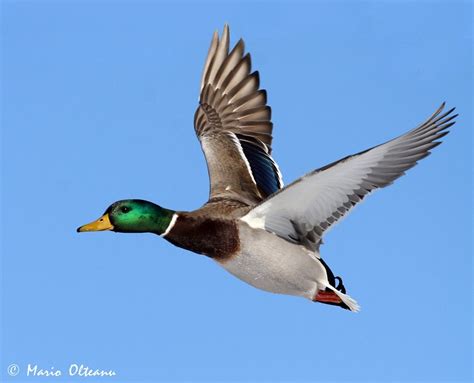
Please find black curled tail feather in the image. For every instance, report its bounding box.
[319,258,349,310]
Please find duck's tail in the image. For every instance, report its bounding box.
[329,285,360,312]
[314,284,361,312]
[315,258,360,312]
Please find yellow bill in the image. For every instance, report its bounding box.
[77,213,114,232]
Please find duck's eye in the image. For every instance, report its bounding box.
[120,206,131,213]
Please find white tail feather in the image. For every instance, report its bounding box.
[325,284,361,312]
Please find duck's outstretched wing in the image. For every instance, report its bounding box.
[194,25,283,205]
[242,103,457,250]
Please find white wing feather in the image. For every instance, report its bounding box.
[242,103,457,250]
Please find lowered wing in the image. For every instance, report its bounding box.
[242,103,457,250]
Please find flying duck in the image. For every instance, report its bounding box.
[77,25,457,311]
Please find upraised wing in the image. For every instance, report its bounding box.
[242,103,457,250]
[194,25,283,205]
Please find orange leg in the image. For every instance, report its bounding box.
[313,290,342,304]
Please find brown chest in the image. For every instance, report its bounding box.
[163,214,240,261]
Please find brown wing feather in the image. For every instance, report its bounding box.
[194,25,282,204]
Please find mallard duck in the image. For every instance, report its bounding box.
[77,25,457,312]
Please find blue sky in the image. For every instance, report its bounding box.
[1,1,472,382]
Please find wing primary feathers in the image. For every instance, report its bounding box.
[201,31,219,93]
[242,103,457,250]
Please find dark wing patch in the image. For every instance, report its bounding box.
[236,134,283,197]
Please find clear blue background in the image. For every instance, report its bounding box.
[1,1,472,382]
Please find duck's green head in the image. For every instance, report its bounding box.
[77,199,175,235]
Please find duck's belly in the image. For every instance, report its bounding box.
[215,223,327,299]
